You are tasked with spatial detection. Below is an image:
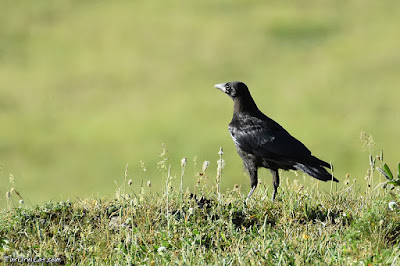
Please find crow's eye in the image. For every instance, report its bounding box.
[225,86,231,92]
[230,87,236,97]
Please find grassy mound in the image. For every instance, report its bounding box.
[1,176,399,264]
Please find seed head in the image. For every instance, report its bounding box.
[365,169,371,180]
[128,179,133,186]
[217,159,226,170]
[202,161,210,173]
[181,157,187,168]
[6,191,11,198]
[147,180,152,188]
[133,198,138,206]
[360,131,375,150]
[9,173,14,185]
[140,161,147,172]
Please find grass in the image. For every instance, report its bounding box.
[1,149,399,264]
[1,0,400,204]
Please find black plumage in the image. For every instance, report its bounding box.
[215,81,339,200]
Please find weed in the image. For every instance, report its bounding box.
[378,161,400,212]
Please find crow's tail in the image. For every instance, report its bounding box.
[294,158,339,183]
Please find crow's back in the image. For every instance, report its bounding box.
[228,113,313,162]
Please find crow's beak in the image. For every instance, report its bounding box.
[214,83,227,93]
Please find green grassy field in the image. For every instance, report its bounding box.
[1,156,400,264]
[1,0,400,205]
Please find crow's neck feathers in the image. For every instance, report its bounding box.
[233,92,261,117]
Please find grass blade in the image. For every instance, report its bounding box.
[383,163,393,180]
[378,167,391,180]
[398,162,400,179]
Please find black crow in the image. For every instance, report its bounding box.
[215,81,338,201]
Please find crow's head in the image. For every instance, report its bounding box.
[214,81,249,100]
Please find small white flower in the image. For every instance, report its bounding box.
[128,179,133,186]
[147,180,151,188]
[218,147,224,156]
[157,246,167,254]
[388,201,399,211]
[19,199,24,204]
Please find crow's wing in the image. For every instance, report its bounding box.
[229,114,312,160]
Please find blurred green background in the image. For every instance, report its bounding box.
[1,0,399,205]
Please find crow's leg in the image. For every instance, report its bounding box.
[270,169,279,201]
[246,167,258,200]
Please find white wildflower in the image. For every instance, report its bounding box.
[388,201,399,211]
[157,246,167,254]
